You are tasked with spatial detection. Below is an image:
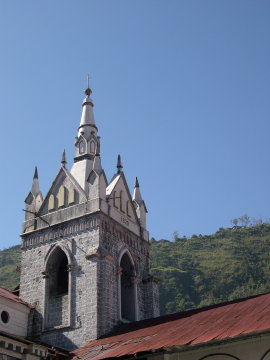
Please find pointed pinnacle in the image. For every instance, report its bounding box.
[117,154,123,174]
[134,177,140,188]
[61,149,67,167]
[33,166,38,179]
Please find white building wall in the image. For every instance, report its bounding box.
[0,296,30,337]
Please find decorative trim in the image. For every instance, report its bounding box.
[22,216,99,249]
[78,123,98,130]
[85,253,113,261]
[74,154,94,162]
[66,264,73,272]
[41,271,49,279]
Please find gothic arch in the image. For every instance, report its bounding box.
[43,245,72,329]
[261,348,270,360]
[44,243,72,265]
[199,354,241,360]
[118,249,138,322]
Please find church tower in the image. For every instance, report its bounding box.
[20,87,159,351]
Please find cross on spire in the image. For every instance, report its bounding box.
[87,74,91,88]
[85,74,92,97]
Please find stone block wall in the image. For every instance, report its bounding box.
[47,295,69,328]
[20,211,159,350]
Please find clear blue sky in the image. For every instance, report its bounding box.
[0,0,269,249]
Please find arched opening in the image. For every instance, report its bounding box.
[120,191,125,213]
[45,247,70,328]
[120,252,136,322]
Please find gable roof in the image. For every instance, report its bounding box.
[106,172,141,226]
[106,174,121,197]
[0,287,30,308]
[38,166,87,214]
[71,292,270,360]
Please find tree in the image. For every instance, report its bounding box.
[231,218,238,226]
[239,214,250,227]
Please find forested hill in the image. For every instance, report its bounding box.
[2,224,270,315]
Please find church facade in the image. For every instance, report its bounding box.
[19,87,159,351]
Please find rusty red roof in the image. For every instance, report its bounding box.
[71,292,270,360]
[0,287,30,307]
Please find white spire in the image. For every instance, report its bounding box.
[132,177,143,204]
[78,88,96,138]
[70,86,99,191]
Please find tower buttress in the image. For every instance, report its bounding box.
[24,167,43,232]
[132,177,147,229]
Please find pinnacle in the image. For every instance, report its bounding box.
[61,149,67,167]
[33,166,38,179]
[117,154,123,174]
[134,177,140,188]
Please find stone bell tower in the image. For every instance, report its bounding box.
[20,86,159,351]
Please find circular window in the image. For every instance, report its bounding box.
[1,311,9,324]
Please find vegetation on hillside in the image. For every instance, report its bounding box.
[0,245,21,290]
[151,223,270,314]
[2,223,270,316]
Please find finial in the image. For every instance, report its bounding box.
[33,166,38,179]
[117,154,123,174]
[134,177,140,188]
[61,149,67,168]
[85,74,92,97]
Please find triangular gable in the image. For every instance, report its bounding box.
[106,172,140,226]
[38,167,87,215]
[88,169,108,186]
[25,191,34,205]
[106,174,121,197]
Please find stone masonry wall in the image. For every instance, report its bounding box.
[97,214,156,338]
[20,215,100,350]
[20,211,159,350]
[47,295,69,328]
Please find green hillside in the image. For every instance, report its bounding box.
[2,224,270,315]
[151,224,270,314]
[0,245,21,290]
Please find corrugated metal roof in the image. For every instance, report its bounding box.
[0,287,30,307]
[71,292,270,360]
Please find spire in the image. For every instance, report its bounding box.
[33,166,38,179]
[70,84,100,191]
[134,176,140,188]
[117,154,123,174]
[61,149,67,168]
[132,176,143,204]
[78,87,96,138]
[31,166,40,197]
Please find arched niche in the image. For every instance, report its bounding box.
[57,186,66,208]
[120,191,125,213]
[126,201,132,218]
[90,140,96,154]
[113,191,120,209]
[48,194,55,211]
[199,354,241,360]
[44,247,71,329]
[261,348,270,360]
[79,139,86,154]
[119,251,137,322]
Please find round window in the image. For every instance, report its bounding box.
[1,311,9,324]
